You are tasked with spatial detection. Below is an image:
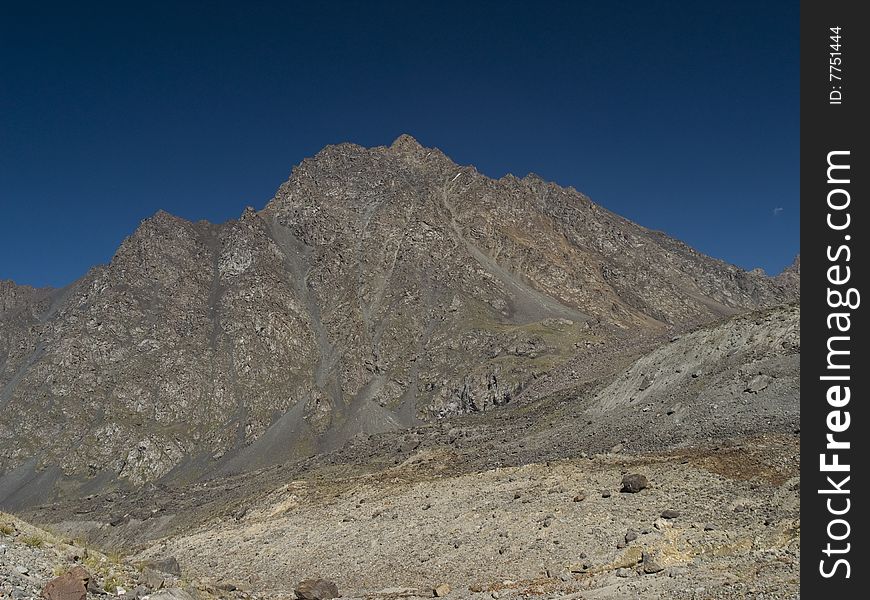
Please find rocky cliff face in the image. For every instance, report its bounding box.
[0,135,798,497]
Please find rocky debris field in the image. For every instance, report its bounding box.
[1,512,343,600]
[7,303,800,599]
[7,430,799,600]
[0,512,228,600]
[132,434,799,600]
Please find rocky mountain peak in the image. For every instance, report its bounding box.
[0,138,798,500]
[389,133,424,152]
[774,254,800,287]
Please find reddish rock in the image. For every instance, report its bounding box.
[42,566,90,600]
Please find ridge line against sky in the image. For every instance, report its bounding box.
[0,1,798,288]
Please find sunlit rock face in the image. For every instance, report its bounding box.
[0,135,797,490]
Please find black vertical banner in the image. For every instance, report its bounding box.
[802,0,868,595]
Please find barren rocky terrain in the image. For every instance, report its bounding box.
[1,136,799,598]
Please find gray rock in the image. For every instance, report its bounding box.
[621,474,649,493]
[294,578,340,600]
[142,557,181,576]
[149,589,196,600]
[643,551,665,574]
[745,374,772,393]
[139,567,165,590]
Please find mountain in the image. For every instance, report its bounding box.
[0,135,797,505]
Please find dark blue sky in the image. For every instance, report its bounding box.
[1,1,798,288]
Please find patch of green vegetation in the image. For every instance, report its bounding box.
[21,534,45,548]
[83,553,107,573]
[0,522,15,536]
[103,575,123,593]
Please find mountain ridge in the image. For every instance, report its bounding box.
[0,135,797,506]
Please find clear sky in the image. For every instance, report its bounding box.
[1,1,798,288]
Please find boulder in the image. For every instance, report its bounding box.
[142,556,182,576]
[140,566,166,590]
[294,579,339,600]
[642,550,665,574]
[42,566,90,600]
[745,374,772,393]
[620,474,649,493]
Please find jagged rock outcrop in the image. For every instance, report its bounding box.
[0,136,798,500]
[775,255,800,288]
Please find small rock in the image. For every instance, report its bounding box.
[85,577,104,595]
[148,589,196,600]
[572,492,586,502]
[132,585,150,597]
[660,509,680,519]
[669,566,689,578]
[643,551,665,574]
[745,374,772,393]
[703,523,715,531]
[216,581,239,591]
[140,567,166,590]
[621,474,649,493]
[433,583,451,597]
[601,490,612,498]
[14,565,28,575]
[108,515,126,527]
[295,578,339,600]
[616,568,633,578]
[625,531,638,542]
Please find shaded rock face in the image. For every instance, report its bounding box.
[0,136,798,496]
[141,556,181,576]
